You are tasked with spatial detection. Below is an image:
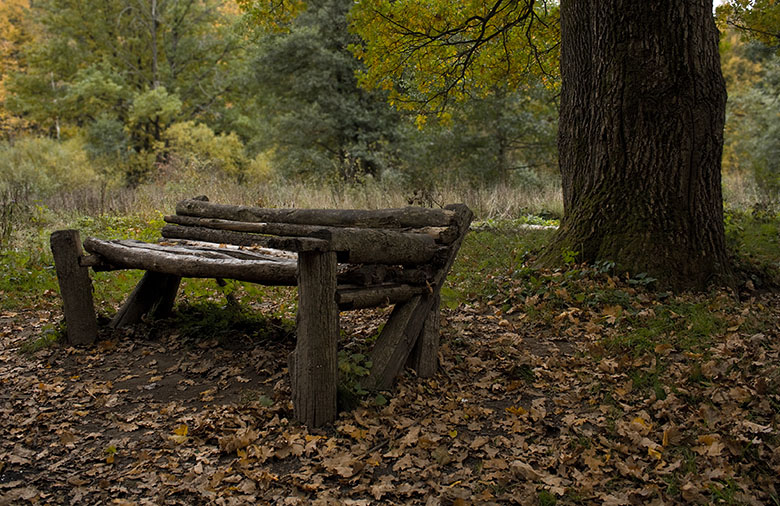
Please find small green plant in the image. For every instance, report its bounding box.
[594,259,615,273]
[561,248,578,265]
[337,351,373,411]
[627,272,657,287]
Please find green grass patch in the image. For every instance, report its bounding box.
[0,250,59,310]
[446,224,556,303]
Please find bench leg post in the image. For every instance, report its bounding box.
[407,293,441,378]
[291,250,338,427]
[111,272,181,328]
[50,230,98,345]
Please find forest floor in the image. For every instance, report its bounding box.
[1,267,779,505]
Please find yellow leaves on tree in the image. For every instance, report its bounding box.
[350,0,561,114]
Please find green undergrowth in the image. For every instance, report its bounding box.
[725,205,780,287]
[0,213,167,311]
[446,224,557,305]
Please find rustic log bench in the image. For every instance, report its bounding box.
[50,197,472,426]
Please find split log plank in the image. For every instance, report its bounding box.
[291,250,339,427]
[83,237,298,285]
[114,239,293,262]
[163,239,297,260]
[176,199,456,228]
[50,230,98,345]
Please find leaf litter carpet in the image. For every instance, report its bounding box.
[1,285,779,505]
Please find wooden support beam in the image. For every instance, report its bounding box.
[362,296,427,391]
[363,204,473,389]
[408,204,473,378]
[111,272,181,328]
[407,293,441,377]
[290,250,339,427]
[50,230,98,345]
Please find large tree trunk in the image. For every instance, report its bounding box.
[549,0,732,290]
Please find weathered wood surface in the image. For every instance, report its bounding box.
[176,198,456,229]
[83,237,298,285]
[164,239,297,260]
[363,204,473,389]
[161,225,330,253]
[361,296,425,391]
[407,293,441,377]
[291,250,339,427]
[50,230,98,345]
[165,214,458,245]
[162,220,438,265]
[408,204,474,378]
[111,272,181,328]
[337,264,433,286]
[52,199,473,428]
[336,284,427,310]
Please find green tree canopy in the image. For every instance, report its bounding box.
[6,0,249,157]
[246,0,401,181]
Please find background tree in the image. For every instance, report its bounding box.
[399,84,558,187]
[351,0,732,289]
[6,0,250,179]
[0,0,36,138]
[720,0,780,49]
[720,30,780,199]
[247,0,400,181]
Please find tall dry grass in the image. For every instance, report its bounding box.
[4,164,772,253]
[41,169,565,224]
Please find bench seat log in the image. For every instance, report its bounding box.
[165,214,457,246]
[83,237,298,285]
[161,225,330,253]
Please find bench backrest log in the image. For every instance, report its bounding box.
[51,198,473,427]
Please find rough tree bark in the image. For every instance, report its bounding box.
[547,0,732,290]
